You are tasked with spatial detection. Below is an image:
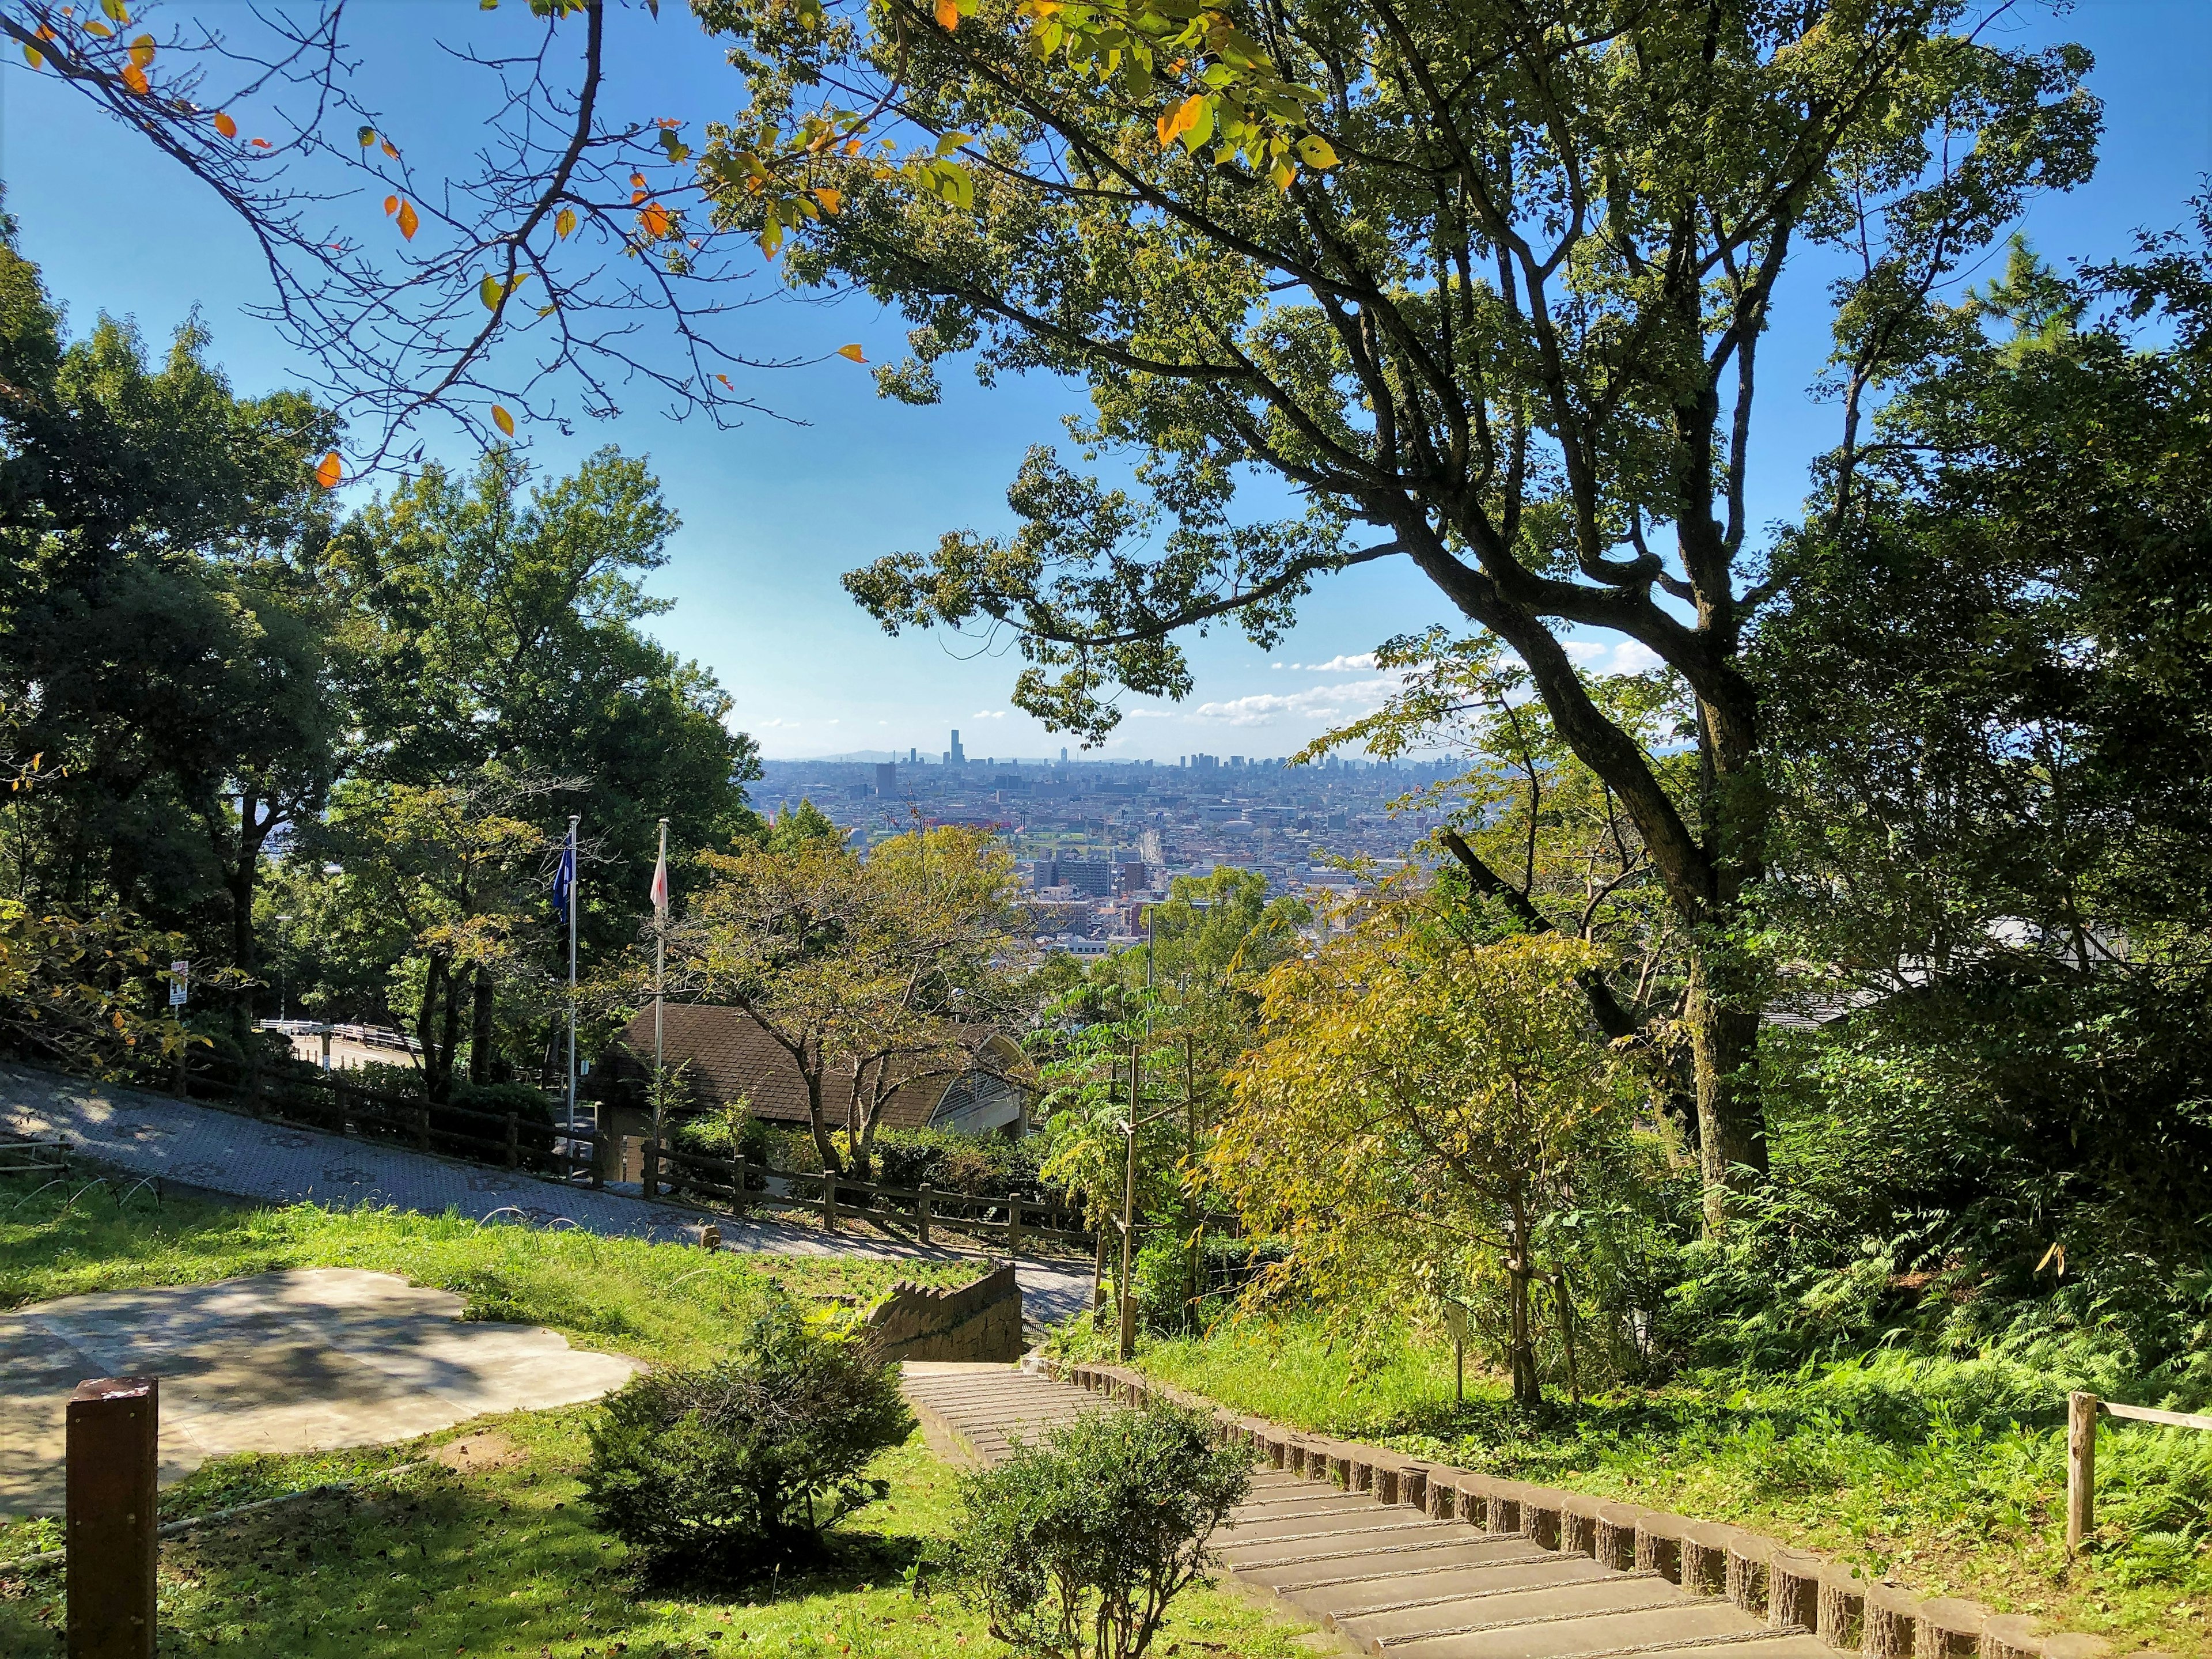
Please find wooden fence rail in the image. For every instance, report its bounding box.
[646,1138,1092,1252]
[2066,1389,2212,1550]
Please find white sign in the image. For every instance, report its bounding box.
[169,961,188,1007]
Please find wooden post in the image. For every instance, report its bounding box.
[505,1112,519,1169]
[2067,1391,2098,1551]
[589,1132,603,1190]
[917,1183,933,1247]
[414,1103,431,1151]
[823,1170,839,1233]
[732,1153,747,1211]
[67,1376,158,1659]
[1006,1195,1024,1257]
[643,1135,659,1199]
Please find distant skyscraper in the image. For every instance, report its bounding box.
[945,728,967,766]
[874,762,897,794]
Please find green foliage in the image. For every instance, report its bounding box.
[949,1404,1255,1659]
[583,1299,914,1577]
[867,1124,1045,1197]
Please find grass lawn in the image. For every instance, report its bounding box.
[1078,1316,2212,1657]
[0,1177,1317,1658]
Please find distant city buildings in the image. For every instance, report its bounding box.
[754,739,1455,954]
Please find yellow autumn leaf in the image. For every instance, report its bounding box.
[555,207,577,239]
[812,187,843,215]
[101,0,128,21]
[313,452,343,490]
[934,0,959,28]
[119,60,149,94]
[213,112,237,138]
[22,44,43,68]
[1157,96,1201,148]
[381,139,399,160]
[491,405,516,437]
[836,343,867,363]
[396,199,421,240]
[1296,135,1339,169]
[127,33,153,66]
[84,19,112,37]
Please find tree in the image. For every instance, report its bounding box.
[1219,909,1633,1406]
[304,771,560,1100]
[668,824,1028,1175]
[316,445,762,1072]
[0,224,342,1043]
[756,0,2100,1221]
[1317,632,1697,1134]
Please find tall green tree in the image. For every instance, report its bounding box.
[0,228,340,1042]
[706,0,2104,1219]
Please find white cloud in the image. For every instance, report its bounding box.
[1272,652,1378,673]
[1564,638,1663,674]
[972,709,1009,719]
[1187,676,1400,728]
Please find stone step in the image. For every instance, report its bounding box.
[1225,1506,1460,1546]
[1224,1524,1482,1573]
[1332,1574,1685,1645]
[1289,1555,1618,1621]
[1368,1599,1778,1659]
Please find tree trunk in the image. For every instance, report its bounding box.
[1685,956,1768,1225]
[435,962,465,1104]
[418,955,453,1103]
[469,965,495,1085]
[1506,1191,1541,1408]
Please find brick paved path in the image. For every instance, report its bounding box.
[0,1062,1092,1328]
[900,1366,1831,1659]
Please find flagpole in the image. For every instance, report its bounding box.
[566,813,580,1155]
[653,816,668,1162]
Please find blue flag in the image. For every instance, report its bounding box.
[552,828,575,912]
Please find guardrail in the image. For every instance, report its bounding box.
[2066,1388,2212,1550]
[646,1139,1091,1252]
[261,1019,422,1056]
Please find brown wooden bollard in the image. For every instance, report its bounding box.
[1329,1451,1354,1489]
[1374,1463,1401,1506]
[1561,1494,1604,1557]
[1862,1583,1923,1659]
[1725,1533,1774,1617]
[1427,1475,1456,1520]
[1263,1431,1289,1471]
[1767,1548,1823,1631]
[1400,1464,1429,1512]
[1680,1522,1733,1596]
[1594,1503,1642,1571]
[1633,1513,1688,1583]
[699,1224,722,1251]
[1487,1483,1525,1537]
[1284,1440,1305,1475]
[1815,1561,1869,1650]
[1982,1613,2046,1659]
[1308,1442,1334,1483]
[1916,1599,1990,1659]
[1520,1488,1566,1550]
[2066,1391,2097,1551]
[1349,1453,1376,1493]
[67,1376,158,1659]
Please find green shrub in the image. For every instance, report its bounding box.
[867,1126,1047,1198]
[582,1299,914,1578]
[949,1403,1254,1659]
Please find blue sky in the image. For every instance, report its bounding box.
[2,1,2206,761]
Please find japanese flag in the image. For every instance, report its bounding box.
[650,842,669,918]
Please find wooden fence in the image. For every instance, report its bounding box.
[156,1050,608,1188]
[0,1134,71,1181]
[647,1139,1093,1252]
[2066,1389,2212,1550]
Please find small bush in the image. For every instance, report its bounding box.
[582,1298,914,1578]
[949,1403,1254,1659]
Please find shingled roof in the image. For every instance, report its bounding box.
[599,1003,1027,1134]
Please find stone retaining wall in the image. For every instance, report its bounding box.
[867,1262,1023,1362]
[1035,1355,2171,1659]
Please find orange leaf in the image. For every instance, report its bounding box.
[384,194,399,216]
[313,452,343,490]
[638,203,672,239]
[251,137,271,149]
[380,139,399,160]
[836,343,867,363]
[934,0,959,28]
[119,60,149,94]
[213,111,237,138]
[716,373,733,388]
[1157,96,1201,147]
[812,187,842,215]
[396,199,420,240]
[491,404,516,437]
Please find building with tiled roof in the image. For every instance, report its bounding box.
[596,1003,1031,1137]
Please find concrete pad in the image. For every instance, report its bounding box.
[0,1267,642,1518]
[1294,1557,1615,1622]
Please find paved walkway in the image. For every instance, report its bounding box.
[0,1063,1092,1329]
[1,1267,641,1518]
[899,1368,1830,1659]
